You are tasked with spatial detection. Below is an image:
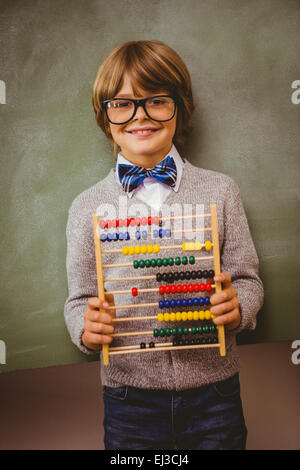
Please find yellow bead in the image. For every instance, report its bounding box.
[170,312,176,322]
[205,310,211,320]
[153,244,160,253]
[181,312,188,321]
[182,242,187,251]
[141,245,147,254]
[134,246,140,254]
[199,310,205,320]
[187,311,194,321]
[164,313,170,322]
[211,314,216,319]
[205,240,212,251]
[176,312,182,321]
[189,242,195,250]
[122,246,129,256]
[129,246,135,255]
[157,313,164,322]
[147,245,153,253]
[193,311,199,321]
[195,241,202,251]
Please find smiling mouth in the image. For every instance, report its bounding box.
[126,129,160,136]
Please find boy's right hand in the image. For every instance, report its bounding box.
[82,293,116,351]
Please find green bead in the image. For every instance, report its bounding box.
[153,328,159,337]
[139,260,145,268]
[182,256,188,265]
[156,258,162,267]
[183,326,189,335]
[165,328,171,336]
[189,256,195,265]
[145,259,151,268]
[198,326,203,334]
[162,258,168,266]
[191,326,197,335]
[210,325,216,333]
[204,325,210,333]
[172,327,178,336]
[159,328,165,337]
[151,258,157,267]
[133,260,139,269]
[175,257,181,265]
[168,257,174,266]
[177,327,183,336]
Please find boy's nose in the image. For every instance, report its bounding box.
[134,104,148,119]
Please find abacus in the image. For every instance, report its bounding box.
[92,205,225,366]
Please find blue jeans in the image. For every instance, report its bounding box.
[103,373,247,450]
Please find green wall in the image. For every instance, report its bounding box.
[0,0,299,372]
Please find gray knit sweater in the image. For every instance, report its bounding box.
[64,159,264,390]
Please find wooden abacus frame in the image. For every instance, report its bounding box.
[93,205,225,366]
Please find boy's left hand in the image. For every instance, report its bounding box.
[210,272,241,330]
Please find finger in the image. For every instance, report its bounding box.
[84,331,113,345]
[85,320,115,335]
[85,309,113,324]
[213,308,240,326]
[105,292,115,304]
[210,297,239,316]
[214,272,232,287]
[88,297,110,310]
[210,286,237,306]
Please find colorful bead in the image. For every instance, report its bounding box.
[170,313,176,322]
[135,231,141,239]
[139,260,145,268]
[153,328,159,337]
[132,287,138,296]
[205,310,211,320]
[157,313,164,322]
[133,260,139,269]
[205,240,212,251]
[122,246,129,255]
[175,257,181,265]
[182,256,188,265]
[164,313,170,322]
[195,241,202,250]
[151,259,157,267]
[189,256,195,264]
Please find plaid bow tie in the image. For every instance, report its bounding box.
[117,155,177,194]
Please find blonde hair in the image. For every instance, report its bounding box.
[92,40,195,158]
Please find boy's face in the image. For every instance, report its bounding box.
[109,74,177,168]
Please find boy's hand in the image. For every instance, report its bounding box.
[82,293,116,351]
[210,273,241,330]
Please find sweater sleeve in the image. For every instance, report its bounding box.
[64,198,99,355]
[220,180,264,334]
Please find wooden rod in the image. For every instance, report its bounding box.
[102,243,214,255]
[93,213,110,365]
[211,204,226,357]
[112,330,153,338]
[109,343,220,355]
[108,284,216,296]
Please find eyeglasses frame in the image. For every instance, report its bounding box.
[101,95,177,125]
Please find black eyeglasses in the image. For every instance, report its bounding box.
[101,95,177,125]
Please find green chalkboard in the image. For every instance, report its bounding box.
[0,0,299,372]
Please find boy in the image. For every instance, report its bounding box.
[64,40,264,450]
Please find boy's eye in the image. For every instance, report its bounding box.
[148,98,167,105]
[108,100,132,109]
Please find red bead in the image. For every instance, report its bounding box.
[159,285,165,295]
[129,218,136,226]
[141,217,147,225]
[193,283,200,292]
[153,216,159,225]
[165,285,171,294]
[100,220,106,229]
[132,287,138,296]
[176,285,182,293]
[106,220,112,229]
[126,218,131,226]
[205,282,212,291]
[182,284,188,293]
[116,219,119,227]
[200,283,205,292]
[171,285,176,294]
[148,216,152,225]
[111,219,117,228]
[135,217,141,226]
[187,283,194,293]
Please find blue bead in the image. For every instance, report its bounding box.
[135,231,141,239]
[100,233,107,242]
[176,299,182,307]
[193,298,199,306]
[159,228,164,238]
[118,232,123,240]
[199,297,205,306]
[125,232,130,240]
[153,229,159,238]
[182,299,187,307]
[165,300,170,308]
[106,233,112,242]
[165,229,171,237]
[205,296,210,305]
[112,232,119,241]
[170,299,176,308]
[187,298,193,306]
[142,230,148,239]
[159,300,165,308]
